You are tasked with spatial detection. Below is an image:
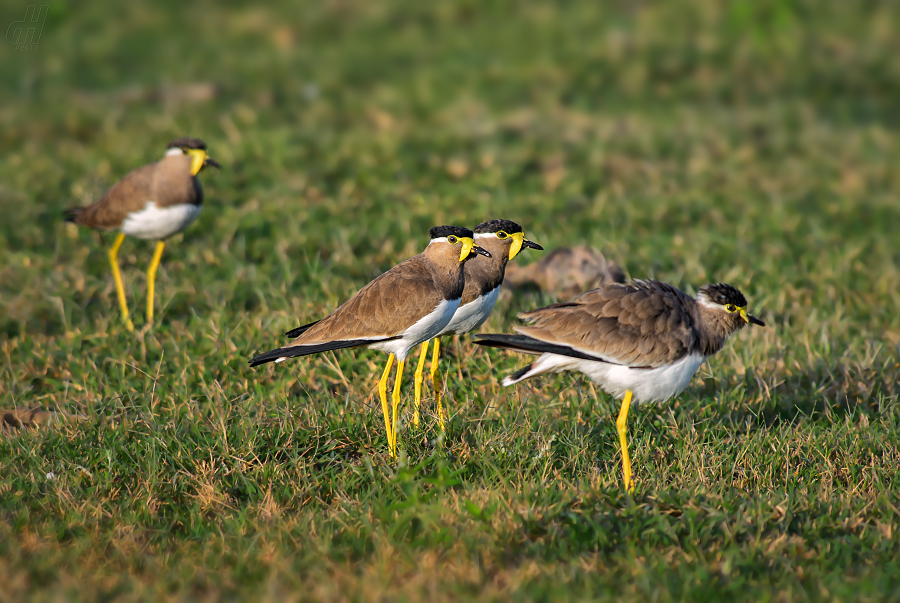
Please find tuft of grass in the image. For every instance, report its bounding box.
[2,0,900,600]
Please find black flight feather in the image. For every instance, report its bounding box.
[284,320,321,338]
[473,334,609,363]
[248,336,401,367]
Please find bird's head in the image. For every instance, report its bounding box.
[697,283,765,334]
[428,225,491,263]
[473,219,543,261]
[166,137,221,176]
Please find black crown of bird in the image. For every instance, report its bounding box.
[166,137,208,150]
[474,278,764,491]
[429,225,476,239]
[248,225,491,458]
[473,219,524,235]
[63,137,220,332]
[698,283,746,307]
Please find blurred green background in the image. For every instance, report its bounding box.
[1,1,900,600]
[2,0,898,335]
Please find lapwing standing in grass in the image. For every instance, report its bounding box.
[64,137,220,332]
[249,226,491,458]
[474,280,765,491]
[412,219,543,430]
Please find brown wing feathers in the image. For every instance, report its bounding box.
[250,255,451,366]
[64,155,199,229]
[477,280,699,368]
[290,256,446,343]
[64,163,157,229]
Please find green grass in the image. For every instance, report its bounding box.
[2,0,900,600]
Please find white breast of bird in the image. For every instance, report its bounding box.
[121,202,202,240]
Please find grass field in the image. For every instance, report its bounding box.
[2,0,900,600]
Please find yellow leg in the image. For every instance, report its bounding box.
[145,240,166,326]
[107,232,134,332]
[378,354,395,457]
[616,390,634,492]
[413,340,430,427]
[390,359,406,457]
[431,337,444,431]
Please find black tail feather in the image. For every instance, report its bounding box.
[507,363,534,382]
[248,336,400,367]
[284,320,321,338]
[472,333,603,362]
[63,207,84,223]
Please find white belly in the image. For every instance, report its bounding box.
[514,351,706,404]
[577,352,705,403]
[369,297,460,361]
[438,286,500,336]
[121,201,201,240]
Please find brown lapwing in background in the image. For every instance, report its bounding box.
[249,226,491,458]
[474,280,765,491]
[64,137,220,332]
[412,219,543,430]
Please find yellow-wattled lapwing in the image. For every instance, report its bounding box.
[474,280,765,491]
[64,137,220,331]
[249,226,491,457]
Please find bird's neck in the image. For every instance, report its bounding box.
[442,260,466,301]
[693,303,737,357]
[419,249,467,301]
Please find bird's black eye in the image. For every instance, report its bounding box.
[181,148,189,155]
[725,304,737,313]
[496,231,508,239]
[447,235,458,244]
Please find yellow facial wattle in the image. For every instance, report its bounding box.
[187,149,208,176]
[459,237,475,262]
[508,232,525,260]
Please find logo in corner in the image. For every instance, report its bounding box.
[7,5,48,52]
